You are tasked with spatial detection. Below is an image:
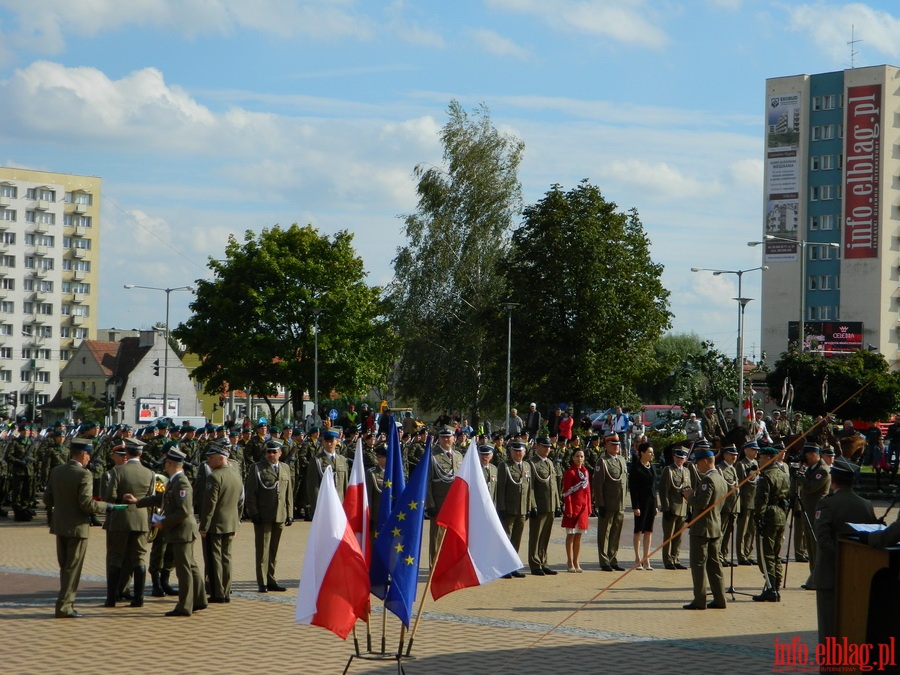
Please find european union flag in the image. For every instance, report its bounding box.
[370,437,430,626]
[370,417,408,595]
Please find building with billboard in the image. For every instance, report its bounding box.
[0,166,101,419]
[760,65,900,366]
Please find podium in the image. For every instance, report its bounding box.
[835,537,900,644]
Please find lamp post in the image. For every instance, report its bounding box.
[690,267,766,413]
[312,308,321,425]
[747,236,840,352]
[124,284,193,420]
[502,303,520,434]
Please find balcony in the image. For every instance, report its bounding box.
[71,315,85,326]
[73,248,86,259]
[72,337,83,349]
[0,196,9,208]
[71,292,85,304]
[74,225,89,237]
[34,245,49,256]
[33,289,47,301]
[0,221,8,231]
[73,203,87,214]
[31,314,45,325]
[35,199,50,211]
[32,268,47,279]
[0,241,8,253]
[0,267,8,277]
[31,222,49,234]
[72,270,86,281]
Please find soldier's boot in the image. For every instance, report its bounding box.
[160,570,178,596]
[130,566,146,608]
[104,566,122,607]
[90,514,102,527]
[752,580,781,603]
[151,572,165,598]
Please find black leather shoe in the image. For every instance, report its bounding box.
[721,560,733,567]
[56,610,84,618]
[267,584,287,592]
[531,569,545,576]
[683,603,705,610]
[611,565,625,571]
[674,563,688,570]
[601,565,613,572]
[511,571,526,578]
[737,560,752,566]
[501,574,512,579]
[257,586,269,593]
[165,609,191,617]
[208,597,228,604]
[707,602,727,609]
[194,604,208,611]
[542,567,558,576]
[795,556,809,563]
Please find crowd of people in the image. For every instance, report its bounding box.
[2,404,898,637]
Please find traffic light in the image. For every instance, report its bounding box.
[117,401,125,411]
[71,398,78,411]
[9,391,17,407]
[153,359,160,376]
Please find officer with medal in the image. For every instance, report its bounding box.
[735,441,760,565]
[425,427,463,566]
[125,446,208,616]
[496,439,531,577]
[682,446,728,609]
[797,443,831,590]
[197,441,243,603]
[659,447,692,569]
[246,439,293,595]
[592,434,628,572]
[752,444,790,602]
[478,444,498,502]
[307,428,349,517]
[717,444,741,566]
[528,436,560,576]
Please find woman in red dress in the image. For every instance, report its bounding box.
[561,449,591,572]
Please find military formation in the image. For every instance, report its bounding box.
[2,404,891,635]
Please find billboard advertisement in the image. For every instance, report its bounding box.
[843,84,881,259]
[137,397,179,423]
[764,92,801,261]
[787,321,864,355]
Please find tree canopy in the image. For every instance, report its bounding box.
[502,181,671,410]
[388,101,524,423]
[765,348,900,421]
[174,224,397,419]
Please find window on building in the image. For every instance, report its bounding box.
[0,324,13,335]
[37,303,53,315]
[1,232,15,244]
[0,210,15,222]
[0,347,11,358]
[59,326,70,337]
[20,371,30,382]
[0,185,16,198]
[821,185,835,200]
[823,94,836,110]
[37,188,55,202]
[73,216,91,228]
[810,186,819,201]
[823,125,835,140]
[71,305,89,317]
[73,238,90,250]
[808,276,817,290]
[75,260,90,271]
[74,328,88,339]
[60,305,70,316]
[812,96,822,111]
[72,282,90,294]
[37,348,51,359]
[811,156,820,171]
[0,370,10,382]
[36,371,50,383]
[811,126,822,141]
[1,255,15,268]
[38,326,52,338]
[810,216,819,231]
[38,280,52,292]
[809,246,818,261]
[0,301,13,313]
[0,278,12,290]
[38,258,53,270]
[59,349,70,361]
[821,155,834,170]
[820,275,831,290]
[22,301,32,313]
[820,215,834,231]
[21,348,31,359]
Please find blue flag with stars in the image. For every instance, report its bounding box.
[370,436,430,627]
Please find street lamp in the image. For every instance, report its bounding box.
[747,235,840,352]
[502,302,520,434]
[690,267,766,414]
[312,308,321,424]
[124,284,193,420]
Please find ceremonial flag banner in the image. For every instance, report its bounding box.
[295,466,369,640]
[431,440,522,600]
[343,437,370,565]
[369,444,430,626]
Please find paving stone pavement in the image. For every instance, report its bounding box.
[3,501,863,675]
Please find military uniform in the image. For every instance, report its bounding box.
[496,458,533,554]
[753,449,790,601]
[481,458,498,503]
[197,453,243,601]
[686,460,728,609]
[104,454,155,606]
[425,442,464,565]
[701,407,723,444]
[43,450,112,617]
[137,465,207,616]
[735,449,760,564]
[798,453,831,588]
[246,449,293,593]
[528,450,560,574]
[658,456,692,569]
[366,463,385,528]
[592,449,628,570]
[717,454,741,565]
[307,450,349,513]
[6,433,36,521]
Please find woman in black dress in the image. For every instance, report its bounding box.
[629,442,659,569]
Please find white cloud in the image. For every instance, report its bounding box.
[469,28,530,59]
[788,3,900,61]
[485,0,670,49]
[600,159,716,200]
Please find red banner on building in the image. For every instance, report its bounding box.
[843,85,881,259]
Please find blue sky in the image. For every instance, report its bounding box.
[2,0,900,363]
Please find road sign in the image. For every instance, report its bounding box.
[329,408,338,421]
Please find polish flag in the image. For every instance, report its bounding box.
[431,441,522,601]
[296,466,370,639]
[343,438,370,565]
[743,393,754,422]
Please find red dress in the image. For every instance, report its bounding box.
[558,416,574,441]
[561,465,591,530]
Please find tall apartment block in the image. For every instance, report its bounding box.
[761,65,900,366]
[0,167,100,419]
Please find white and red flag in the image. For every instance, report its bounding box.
[295,466,369,639]
[343,438,370,565]
[430,441,522,601]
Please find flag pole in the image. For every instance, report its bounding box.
[405,526,446,657]
[380,598,388,655]
[351,624,361,657]
[364,600,372,653]
[396,624,407,658]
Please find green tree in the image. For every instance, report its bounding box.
[388,101,524,424]
[502,181,671,410]
[72,390,104,423]
[670,341,740,414]
[173,224,398,421]
[766,348,900,421]
[636,332,705,404]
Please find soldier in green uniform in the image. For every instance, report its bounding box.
[147,440,179,598]
[752,444,790,602]
[496,439,531,577]
[797,444,831,590]
[717,445,741,566]
[701,404,723,445]
[44,438,125,617]
[584,434,603,474]
[104,438,155,607]
[306,429,349,517]
[126,446,208,617]
[425,427,463,566]
[178,426,199,482]
[197,442,243,602]
[659,447,692,570]
[682,447,728,609]
[361,432,378,471]
[490,432,506,467]
[366,445,387,529]
[295,427,318,520]
[41,427,70,523]
[7,424,37,521]
[528,437,559,576]
[478,444,497,502]
[246,439,294,594]
[735,441,760,565]
[245,422,269,466]
[592,435,628,572]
